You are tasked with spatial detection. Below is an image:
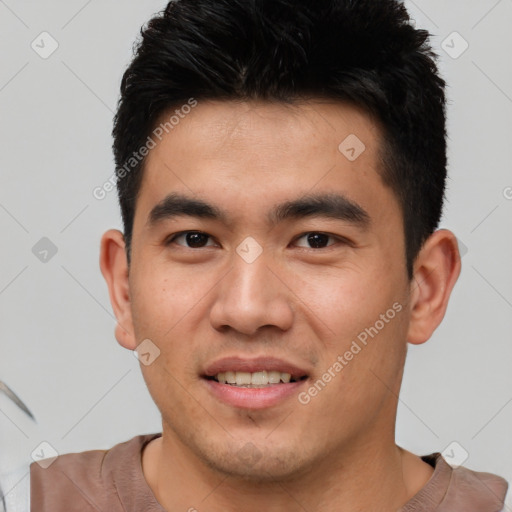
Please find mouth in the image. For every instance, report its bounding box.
[201,357,310,409]
[204,371,308,388]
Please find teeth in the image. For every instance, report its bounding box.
[214,370,296,386]
[281,373,291,383]
[268,371,281,384]
[251,371,267,385]
[236,372,252,386]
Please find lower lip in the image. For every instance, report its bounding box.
[203,378,307,409]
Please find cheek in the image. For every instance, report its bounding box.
[129,262,215,388]
[289,262,397,341]
[130,261,206,338]
[294,262,408,394]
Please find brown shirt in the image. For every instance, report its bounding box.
[30,433,509,511]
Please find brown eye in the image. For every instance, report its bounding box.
[167,231,215,248]
[294,232,339,249]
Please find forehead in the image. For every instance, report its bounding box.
[147,99,380,166]
[135,99,400,231]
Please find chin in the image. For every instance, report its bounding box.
[161,407,321,481]
[196,438,313,482]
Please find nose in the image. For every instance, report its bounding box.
[209,250,294,336]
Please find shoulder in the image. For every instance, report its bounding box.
[505,483,512,511]
[449,461,509,504]
[401,452,509,512]
[430,453,509,511]
[30,433,161,512]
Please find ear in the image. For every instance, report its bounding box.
[99,229,137,350]
[407,229,461,345]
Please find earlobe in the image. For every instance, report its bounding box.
[99,229,138,350]
[406,229,461,345]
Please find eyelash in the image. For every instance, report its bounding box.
[165,231,349,251]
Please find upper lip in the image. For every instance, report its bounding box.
[203,356,310,380]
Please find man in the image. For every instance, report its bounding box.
[30,0,509,510]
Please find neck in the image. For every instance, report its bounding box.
[142,426,433,512]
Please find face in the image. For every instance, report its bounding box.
[125,100,413,480]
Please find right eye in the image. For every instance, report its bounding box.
[165,231,217,249]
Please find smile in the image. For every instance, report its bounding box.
[201,357,310,409]
[209,370,307,387]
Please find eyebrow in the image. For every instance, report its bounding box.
[147,192,371,230]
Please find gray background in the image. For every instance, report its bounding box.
[0,0,511,502]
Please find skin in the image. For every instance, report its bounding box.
[100,99,461,511]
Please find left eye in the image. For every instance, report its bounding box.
[293,232,340,249]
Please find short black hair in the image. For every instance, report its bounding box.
[112,0,447,279]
